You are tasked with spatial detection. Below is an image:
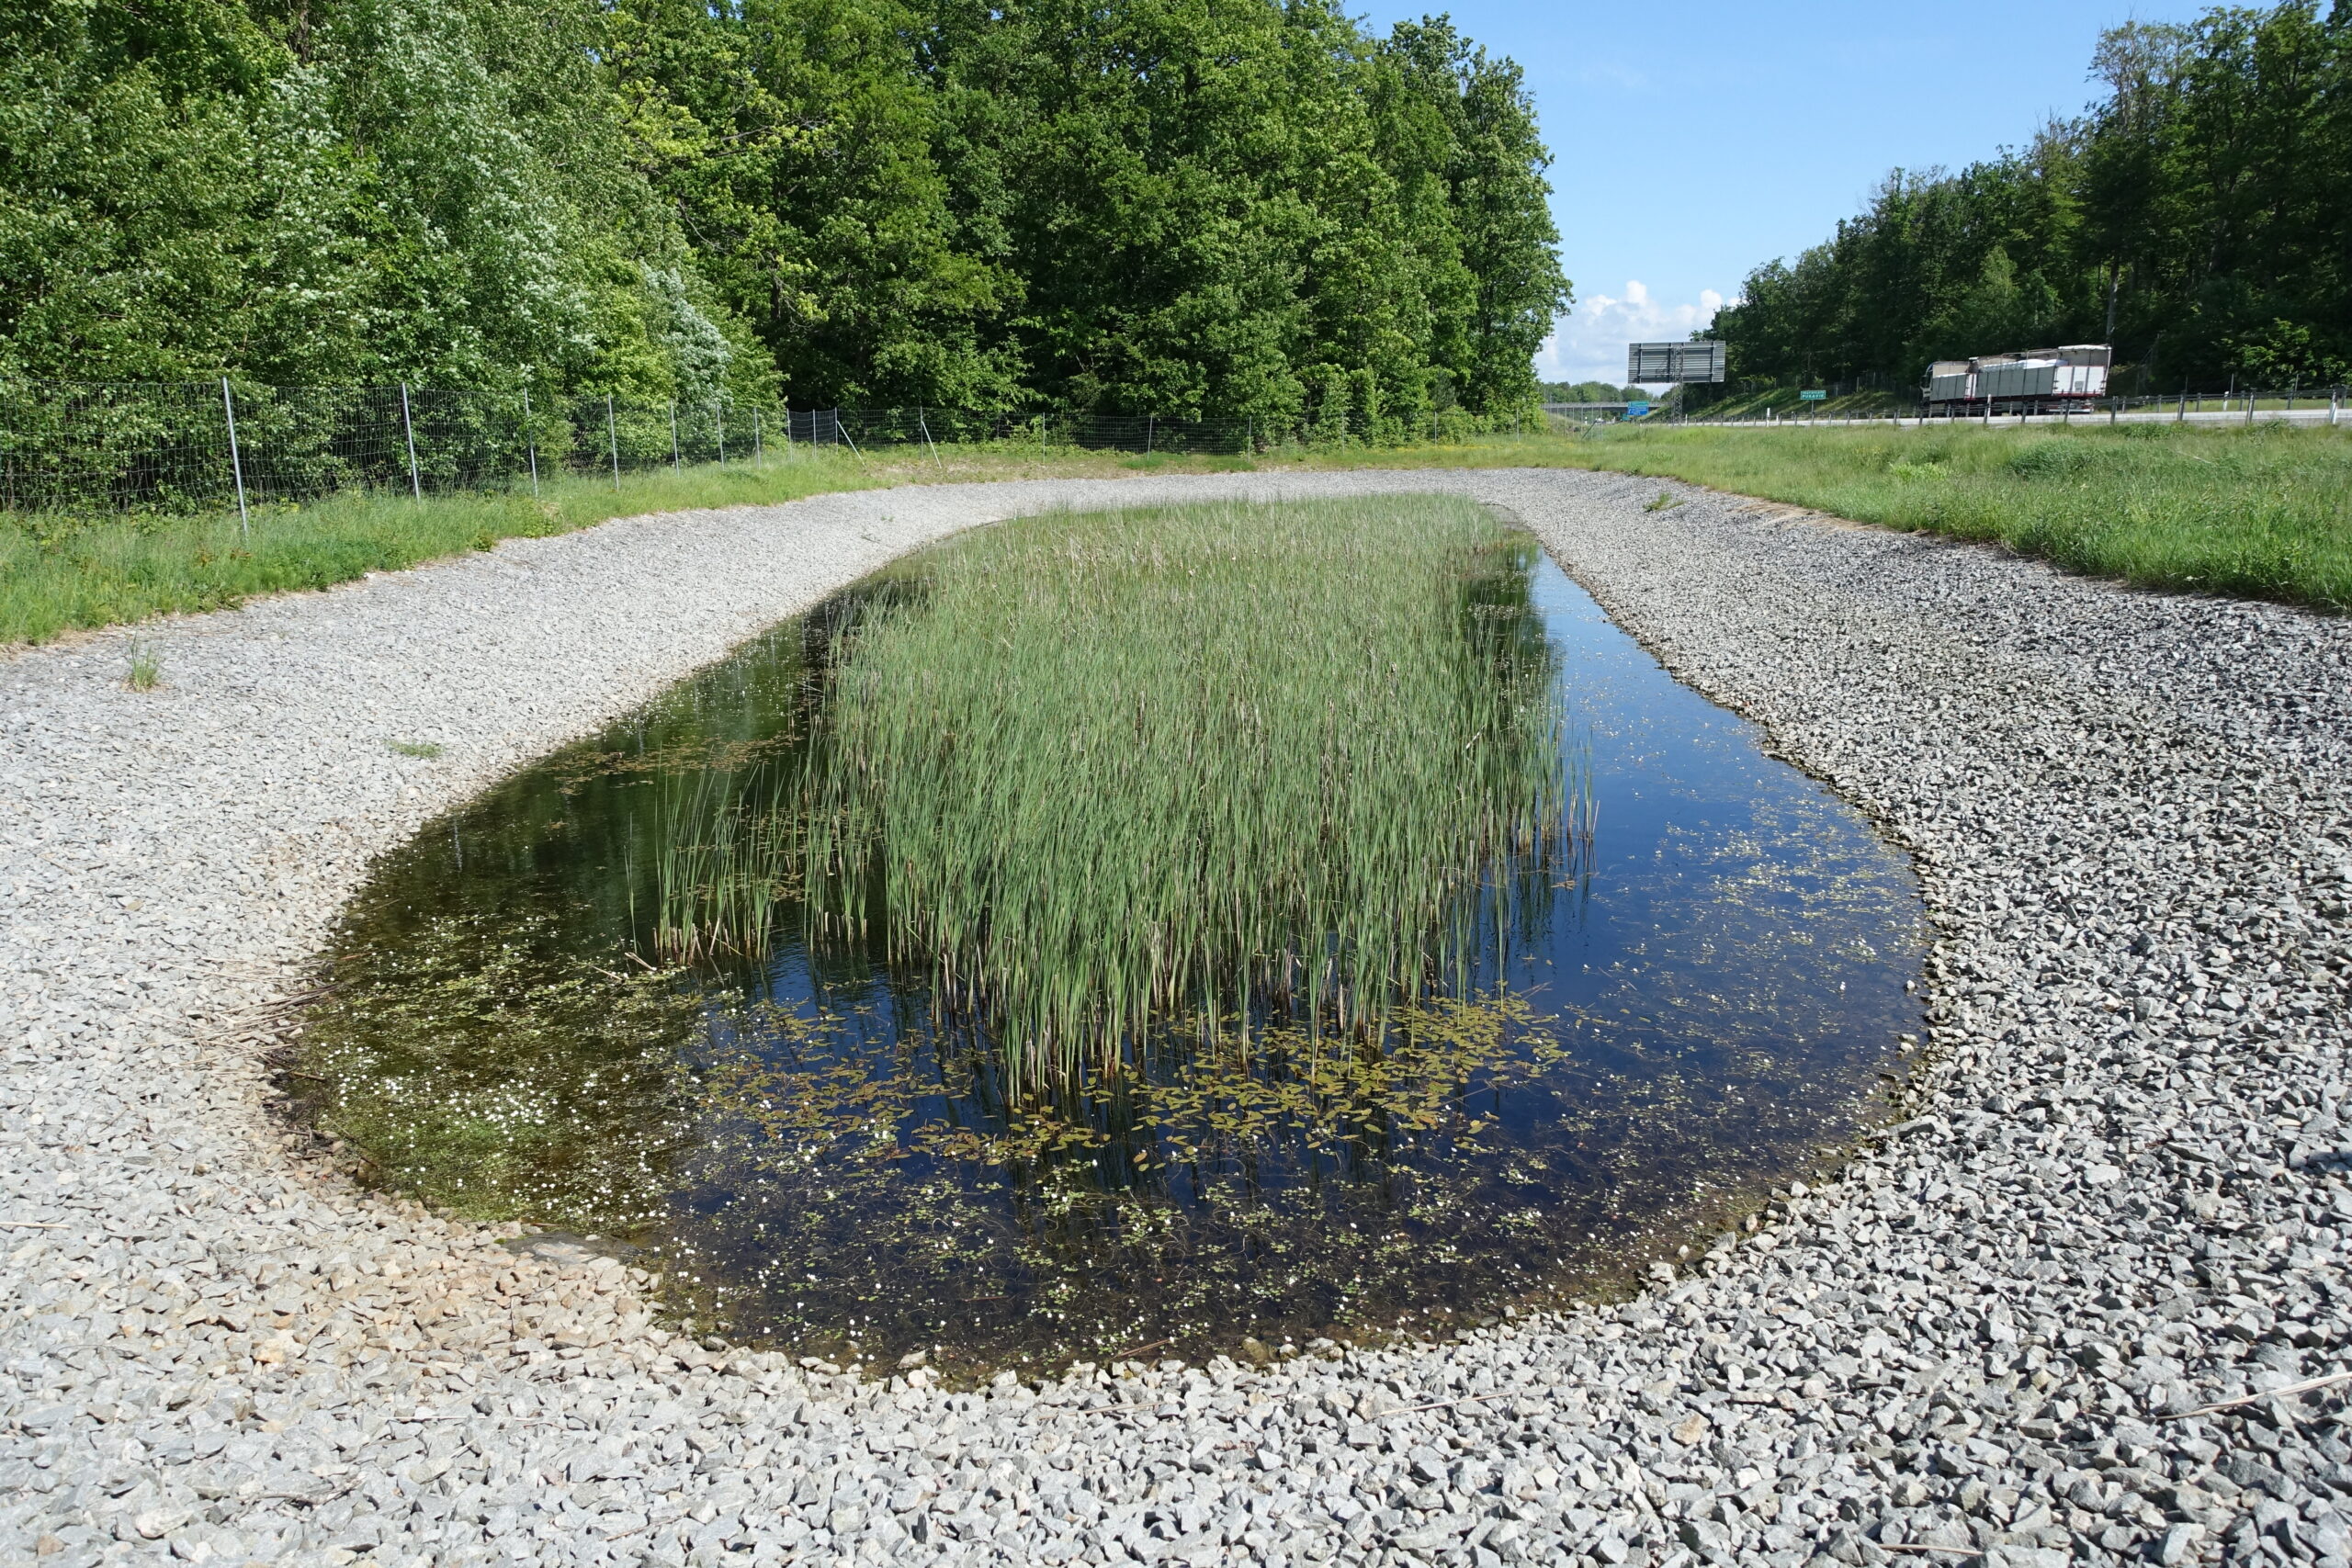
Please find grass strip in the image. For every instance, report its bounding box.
[0,456,888,645]
[10,417,2346,646]
[1559,421,2352,612]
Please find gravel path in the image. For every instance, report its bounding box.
[3,468,2347,1568]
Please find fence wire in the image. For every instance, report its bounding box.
[8,378,2342,519]
[0,379,1426,520]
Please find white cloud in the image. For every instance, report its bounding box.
[1576,61,1652,93]
[1538,282,1729,387]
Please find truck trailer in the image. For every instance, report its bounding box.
[1922,344,2110,414]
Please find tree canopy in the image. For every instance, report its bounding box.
[1704,0,2352,396]
[0,0,1568,423]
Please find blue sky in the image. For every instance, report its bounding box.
[1351,0,2219,385]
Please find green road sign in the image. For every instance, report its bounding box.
[1798,389,1827,401]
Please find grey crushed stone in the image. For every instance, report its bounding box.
[1,468,2347,1568]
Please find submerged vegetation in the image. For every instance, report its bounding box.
[295,912,702,1222]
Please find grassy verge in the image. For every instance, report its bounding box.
[1556,421,2352,612]
[9,415,2349,643]
[1674,388,1915,422]
[0,455,886,646]
[0,441,1405,646]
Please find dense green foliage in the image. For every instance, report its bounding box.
[0,0,1566,423]
[1566,423,2352,611]
[1706,1,2352,398]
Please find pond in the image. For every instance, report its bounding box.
[300,497,1922,1377]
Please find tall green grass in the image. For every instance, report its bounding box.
[640,767,799,964]
[788,497,1577,1082]
[1565,421,2352,611]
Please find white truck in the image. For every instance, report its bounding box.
[1923,344,2110,413]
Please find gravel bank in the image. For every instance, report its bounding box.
[3,469,2347,1568]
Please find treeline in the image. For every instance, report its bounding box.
[1706,1,2352,397]
[1540,381,1645,403]
[0,0,1568,428]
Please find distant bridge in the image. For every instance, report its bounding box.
[1541,402,1645,418]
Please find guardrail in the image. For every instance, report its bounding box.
[1666,389,2346,430]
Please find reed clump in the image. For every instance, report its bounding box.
[642,768,799,964]
[796,496,1577,1081]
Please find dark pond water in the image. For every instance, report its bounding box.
[304,522,1923,1376]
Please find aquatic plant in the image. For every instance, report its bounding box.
[793,497,1580,1081]
[644,768,801,963]
[298,910,700,1224]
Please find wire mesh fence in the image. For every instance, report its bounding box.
[0,378,1452,524]
[9,375,2343,521]
[0,379,766,518]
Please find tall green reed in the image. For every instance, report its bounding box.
[794,497,1581,1082]
[645,768,798,964]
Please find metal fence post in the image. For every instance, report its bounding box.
[606,395,620,489]
[717,402,726,465]
[783,406,793,459]
[219,378,251,538]
[1145,413,1153,456]
[399,381,422,502]
[753,410,763,469]
[522,388,540,499]
[918,406,941,468]
[670,400,681,471]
